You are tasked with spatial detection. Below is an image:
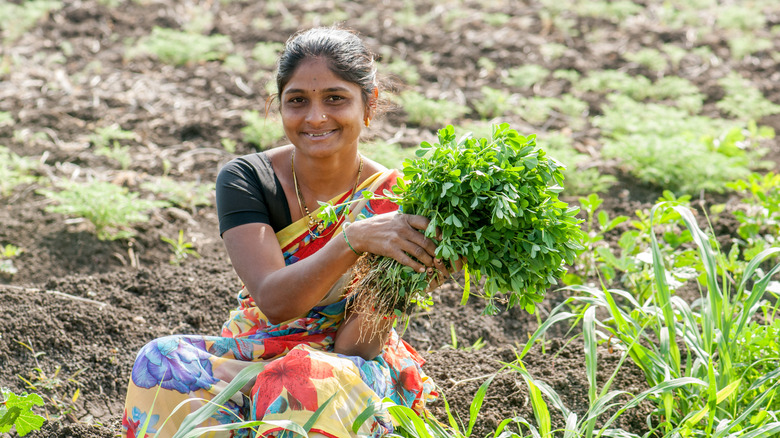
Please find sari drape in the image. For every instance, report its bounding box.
[122,169,437,438]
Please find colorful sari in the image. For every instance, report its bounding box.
[123,169,437,438]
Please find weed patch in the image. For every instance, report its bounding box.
[39,181,169,240]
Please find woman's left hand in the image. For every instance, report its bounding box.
[425,256,465,291]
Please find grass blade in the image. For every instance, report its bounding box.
[506,361,556,436]
[441,393,463,434]
[599,377,706,432]
[734,261,780,337]
[136,381,162,438]
[302,392,337,432]
[386,403,433,438]
[517,306,575,360]
[466,374,496,437]
[649,203,681,375]
[584,306,598,405]
[172,361,265,438]
[734,423,780,438]
[181,419,305,438]
[352,400,381,433]
[711,380,780,438]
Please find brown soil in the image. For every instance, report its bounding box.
[1,1,778,437]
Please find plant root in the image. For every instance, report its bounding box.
[346,253,431,342]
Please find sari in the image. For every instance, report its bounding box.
[122,169,437,438]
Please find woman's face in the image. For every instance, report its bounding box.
[280,57,370,159]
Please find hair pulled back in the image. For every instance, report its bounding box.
[276,27,378,108]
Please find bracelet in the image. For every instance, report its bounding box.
[342,221,360,255]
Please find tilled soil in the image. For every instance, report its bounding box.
[1,0,778,437]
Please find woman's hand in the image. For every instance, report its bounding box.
[346,211,439,273]
[425,256,465,291]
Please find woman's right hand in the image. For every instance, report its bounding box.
[346,211,439,274]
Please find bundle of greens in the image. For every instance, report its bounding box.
[332,124,584,335]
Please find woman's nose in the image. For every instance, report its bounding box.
[305,104,327,124]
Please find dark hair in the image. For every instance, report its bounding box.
[275,27,378,108]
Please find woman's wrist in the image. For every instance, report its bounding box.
[342,220,363,255]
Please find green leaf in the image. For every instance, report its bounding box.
[0,391,45,436]
[466,374,495,436]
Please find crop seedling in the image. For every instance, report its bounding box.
[728,34,773,61]
[392,0,432,28]
[502,65,549,89]
[542,135,616,196]
[161,230,200,265]
[220,138,237,154]
[129,27,233,66]
[358,139,418,170]
[241,110,286,150]
[0,111,12,126]
[717,72,780,121]
[251,41,284,68]
[141,177,213,213]
[552,69,581,84]
[575,0,643,23]
[397,91,469,128]
[574,70,653,100]
[596,94,770,195]
[0,146,38,197]
[377,54,420,86]
[725,171,780,260]
[95,142,131,169]
[473,86,512,120]
[661,43,688,70]
[88,124,136,149]
[0,243,22,276]
[323,124,584,338]
[303,9,349,27]
[623,47,668,73]
[539,42,568,62]
[38,180,169,240]
[0,0,61,42]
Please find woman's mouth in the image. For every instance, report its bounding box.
[304,130,336,139]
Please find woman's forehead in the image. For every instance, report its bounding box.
[283,58,359,94]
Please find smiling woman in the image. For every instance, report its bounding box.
[121,27,455,438]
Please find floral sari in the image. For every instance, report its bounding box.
[123,169,437,438]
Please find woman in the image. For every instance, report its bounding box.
[123,27,454,437]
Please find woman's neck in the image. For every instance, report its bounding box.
[290,146,362,202]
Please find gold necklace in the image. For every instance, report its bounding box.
[291,150,364,240]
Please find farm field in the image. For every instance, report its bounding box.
[1,0,780,437]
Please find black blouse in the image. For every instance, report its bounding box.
[215,152,292,236]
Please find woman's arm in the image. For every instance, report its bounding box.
[222,211,443,325]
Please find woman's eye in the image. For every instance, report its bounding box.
[289,97,305,103]
[327,95,345,102]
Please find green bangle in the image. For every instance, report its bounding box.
[342,221,360,255]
